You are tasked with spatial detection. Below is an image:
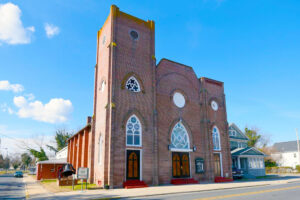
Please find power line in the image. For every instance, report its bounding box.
[0,132,24,144]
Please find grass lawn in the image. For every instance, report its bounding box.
[41,179,57,183]
[40,179,99,193]
[61,181,98,190]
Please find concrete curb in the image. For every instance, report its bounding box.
[23,175,29,199]
[92,183,272,200]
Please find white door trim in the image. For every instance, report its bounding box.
[125,148,142,181]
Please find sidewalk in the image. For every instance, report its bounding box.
[23,175,300,200]
[23,175,55,199]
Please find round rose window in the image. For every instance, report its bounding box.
[211,100,219,111]
[173,92,185,108]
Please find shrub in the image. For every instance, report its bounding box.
[296,165,300,173]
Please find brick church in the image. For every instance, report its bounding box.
[67,5,232,188]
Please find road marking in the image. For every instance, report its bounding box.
[194,185,300,200]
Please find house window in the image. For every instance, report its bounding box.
[98,135,103,164]
[294,153,297,158]
[126,115,142,146]
[229,130,236,136]
[260,158,264,168]
[170,121,190,150]
[125,76,141,92]
[212,126,221,151]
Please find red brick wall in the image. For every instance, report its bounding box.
[93,5,156,188]
[156,59,208,183]
[36,163,65,180]
[201,78,232,178]
[67,126,92,182]
[91,5,232,188]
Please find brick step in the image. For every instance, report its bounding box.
[171,178,198,185]
[214,176,233,183]
[123,180,148,189]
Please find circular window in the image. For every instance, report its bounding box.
[130,30,139,40]
[173,92,185,108]
[211,100,219,111]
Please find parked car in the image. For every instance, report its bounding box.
[14,171,23,178]
[232,167,243,179]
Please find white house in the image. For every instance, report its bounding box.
[55,146,68,159]
[271,141,300,169]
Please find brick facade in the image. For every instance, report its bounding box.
[67,5,232,188]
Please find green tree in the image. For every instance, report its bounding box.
[265,158,277,167]
[29,148,48,162]
[12,158,21,170]
[21,153,32,169]
[245,127,261,147]
[47,129,72,153]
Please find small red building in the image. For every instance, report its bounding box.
[36,159,67,180]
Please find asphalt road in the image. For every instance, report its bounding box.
[128,181,300,200]
[0,174,26,200]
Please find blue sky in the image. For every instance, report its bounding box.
[0,0,300,154]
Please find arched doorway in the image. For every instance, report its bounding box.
[170,121,191,178]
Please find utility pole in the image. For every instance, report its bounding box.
[296,129,300,166]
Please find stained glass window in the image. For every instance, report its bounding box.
[126,115,141,146]
[126,76,141,92]
[170,122,190,149]
[212,126,221,150]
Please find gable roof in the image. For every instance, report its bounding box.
[231,147,266,156]
[273,141,299,153]
[37,158,67,164]
[229,123,249,141]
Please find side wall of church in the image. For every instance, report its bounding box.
[105,8,156,187]
[93,9,113,187]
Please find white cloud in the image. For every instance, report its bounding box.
[0,126,56,156]
[0,80,24,92]
[0,103,14,114]
[0,3,34,45]
[44,23,60,38]
[13,96,73,123]
[25,93,35,100]
[27,26,35,32]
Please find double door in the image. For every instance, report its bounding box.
[172,152,190,178]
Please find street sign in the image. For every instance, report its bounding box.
[77,167,89,179]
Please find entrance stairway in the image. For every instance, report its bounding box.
[123,180,148,189]
[214,176,233,183]
[171,178,198,185]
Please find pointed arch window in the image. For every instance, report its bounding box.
[212,126,221,151]
[170,121,190,150]
[125,76,141,92]
[126,115,142,146]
